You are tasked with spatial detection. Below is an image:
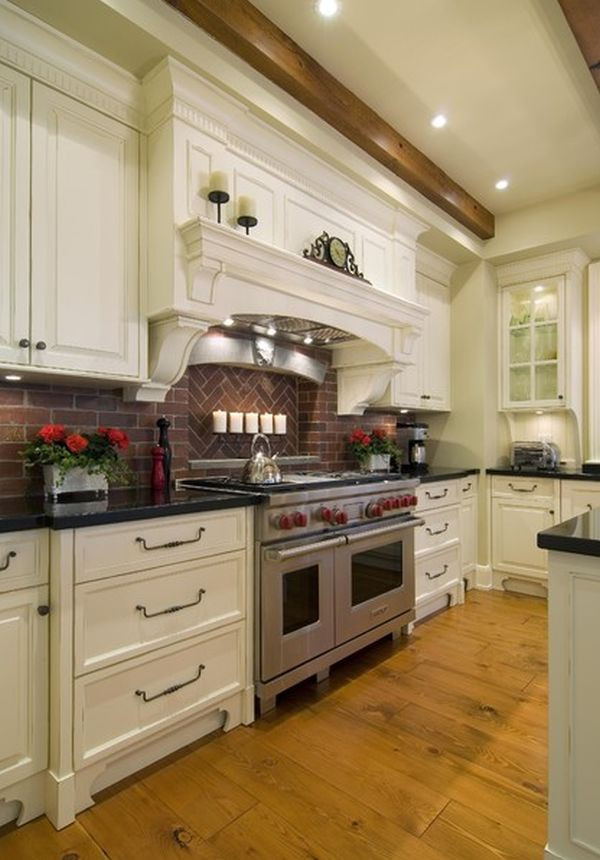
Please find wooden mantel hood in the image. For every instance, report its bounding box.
[163,0,495,241]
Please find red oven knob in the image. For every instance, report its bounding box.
[410,495,419,506]
[381,498,393,511]
[366,502,383,518]
[277,514,293,530]
[293,511,308,527]
[334,509,348,525]
[400,495,411,507]
[391,497,401,509]
[319,506,333,522]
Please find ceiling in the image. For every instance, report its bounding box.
[248,0,600,216]
[8,0,600,227]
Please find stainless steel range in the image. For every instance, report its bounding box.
[178,471,423,713]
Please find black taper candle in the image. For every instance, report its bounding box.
[156,416,172,492]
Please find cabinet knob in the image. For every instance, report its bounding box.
[18,338,30,348]
[35,341,47,350]
[37,605,50,616]
[558,395,564,400]
[549,510,555,516]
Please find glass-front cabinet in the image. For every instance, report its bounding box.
[504,277,563,407]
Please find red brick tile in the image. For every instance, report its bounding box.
[0,388,24,405]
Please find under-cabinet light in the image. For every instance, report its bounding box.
[4,374,21,381]
[495,178,509,190]
[223,317,235,327]
[316,0,339,17]
[431,114,447,129]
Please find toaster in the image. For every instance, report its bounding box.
[511,440,561,471]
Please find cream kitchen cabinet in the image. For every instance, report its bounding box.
[491,475,559,586]
[48,506,254,829]
[497,249,587,412]
[414,478,463,621]
[0,68,142,379]
[560,479,600,520]
[459,475,478,588]
[0,531,49,827]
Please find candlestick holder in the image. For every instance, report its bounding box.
[237,214,258,235]
[208,189,230,224]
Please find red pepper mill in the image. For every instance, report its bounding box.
[156,416,172,492]
[150,445,166,491]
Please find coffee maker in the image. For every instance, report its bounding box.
[396,421,429,473]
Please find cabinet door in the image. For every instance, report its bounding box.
[560,481,600,521]
[420,278,450,410]
[0,64,29,366]
[0,586,48,791]
[492,498,555,579]
[31,83,139,377]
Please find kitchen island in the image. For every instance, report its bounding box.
[538,512,600,860]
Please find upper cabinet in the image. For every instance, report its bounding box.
[497,249,588,412]
[0,62,143,380]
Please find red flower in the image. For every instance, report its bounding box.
[65,433,89,454]
[98,427,108,435]
[106,428,129,450]
[373,427,386,439]
[349,428,368,444]
[361,435,372,446]
[37,424,66,444]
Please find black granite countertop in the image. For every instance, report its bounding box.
[538,510,600,557]
[414,467,480,484]
[487,468,600,481]
[0,487,262,533]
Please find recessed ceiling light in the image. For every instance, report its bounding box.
[223,317,234,327]
[266,325,277,336]
[316,0,339,17]
[303,335,313,345]
[495,178,509,190]
[431,114,447,129]
[535,410,544,415]
[4,374,22,382]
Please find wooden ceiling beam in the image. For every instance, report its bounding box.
[163,0,495,240]
[557,0,600,91]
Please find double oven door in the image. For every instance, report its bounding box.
[259,519,416,683]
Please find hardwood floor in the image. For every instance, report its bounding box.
[0,590,548,859]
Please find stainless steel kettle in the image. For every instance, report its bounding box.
[241,433,282,484]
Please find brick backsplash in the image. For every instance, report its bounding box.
[0,363,404,496]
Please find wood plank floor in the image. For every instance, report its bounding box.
[0,590,548,859]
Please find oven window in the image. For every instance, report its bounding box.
[351,541,403,606]
[283,565,319,634]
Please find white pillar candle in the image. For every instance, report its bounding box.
[209,170,229,193]
[245,412,259,434]
[212,410,227,433]
[260,412,273,434]
[238,195,256,218]
[274,414,287,435]
[229,411,243,433]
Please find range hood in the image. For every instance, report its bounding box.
[126,217,429,413]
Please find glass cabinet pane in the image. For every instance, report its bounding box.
[509,329,530,364]
[509,289,532,327]
[534,323,557,361]
[533,286,558,322]
[535,364,558,401]
[510,366,531,401]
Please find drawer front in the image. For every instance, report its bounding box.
[491,475,555,503]
[415,545,460,601]
[415,505,460,554]
[0,530,48,593]
[75,509,247,582]
[74,551,246,675]
[416,481,458,511]
[74,624,243,767]
[459,475,478,499]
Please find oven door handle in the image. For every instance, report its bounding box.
[265,535,347,561]
[345,518,425,544]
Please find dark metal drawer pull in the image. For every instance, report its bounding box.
[426,488,448,500]
[136,588,206,619]
[135,528,205,551]
[508,483,537,493]
[425,564,449,580]
[0,551,16,572]
[426,522,449,536]
[135,664,205,703]
[462,482,473,493]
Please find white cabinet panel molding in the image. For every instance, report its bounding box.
[586,261,600,468]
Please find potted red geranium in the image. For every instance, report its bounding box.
[22,424,132,497]
[348,426,400,472]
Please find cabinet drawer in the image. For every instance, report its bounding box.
[75,509,246,582]
[491,475,555,503]
[0,530,48,593]
[74,551,246,675]
[74,624,243,767]
[459,476,477,499]
[415,545,460,602]
[415,505,460,554]
[560,480,600,520]
[416,481,458,511]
